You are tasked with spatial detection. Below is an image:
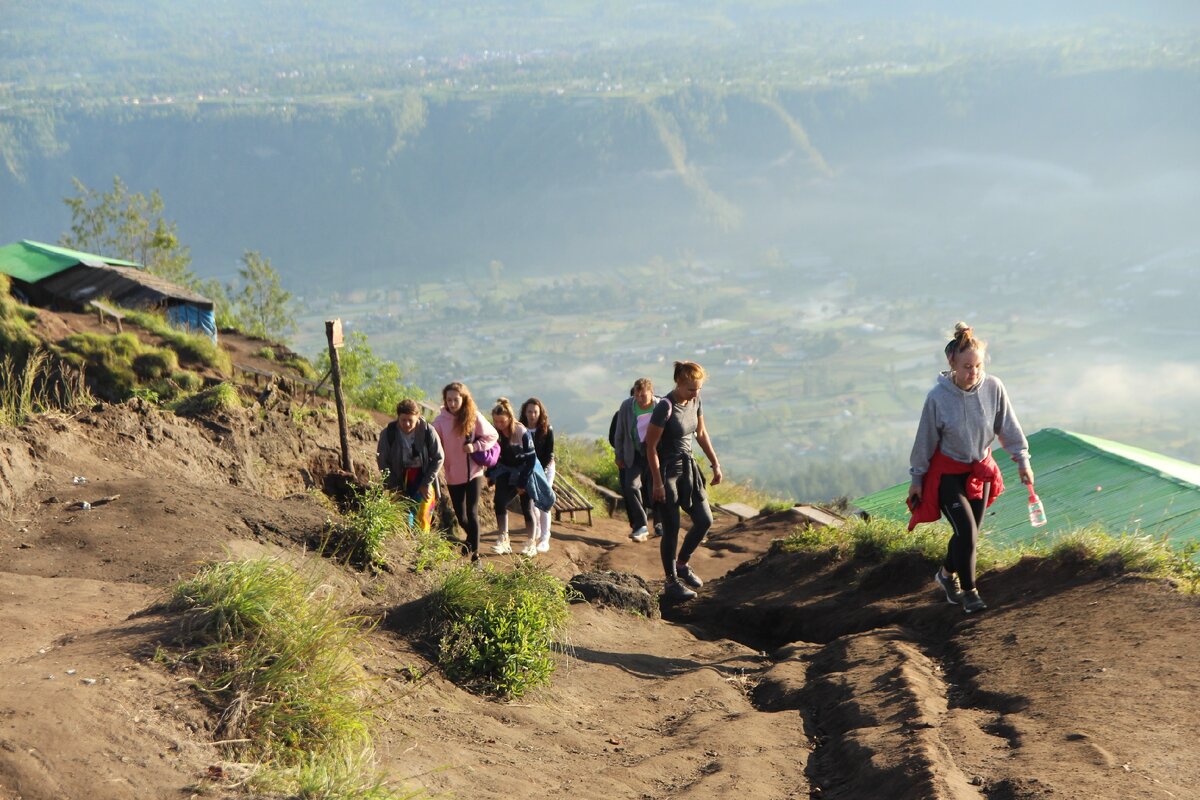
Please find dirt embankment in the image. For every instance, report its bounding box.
[2,382,1199,799]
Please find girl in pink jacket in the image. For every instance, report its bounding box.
[432,382,499,564]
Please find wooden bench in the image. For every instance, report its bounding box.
[90,299,125,332]
[552,472,596,526]
[570,472,623,516]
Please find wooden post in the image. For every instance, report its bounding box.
[325,319,352,473]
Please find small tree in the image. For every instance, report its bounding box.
[232,250,294,341]
[316,331,423,413]
[61,176,193,285]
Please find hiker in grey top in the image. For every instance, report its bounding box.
[908,323,1035,615]
[611,377,659,542]
[645,360,723,602]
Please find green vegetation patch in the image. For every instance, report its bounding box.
[172,381,242,416]
[168,559,373,760]
[431,560,572,698]
[167,559,416,798]
[0,275,40,362]
[323,480,406,570]
[775,518,1200,593]
[123,307,233,374]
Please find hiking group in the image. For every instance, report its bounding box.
[377,321,1035,611]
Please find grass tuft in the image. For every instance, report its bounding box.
[323,480,406,570]
[431,560,572,698]
[172,381,242,416]
[166,558,421,798]
[168,559,374,763]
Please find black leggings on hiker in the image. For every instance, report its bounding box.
[448,477,483,557]
[655,460,713,579]
[938,471,990,592]
[620,452,653,532]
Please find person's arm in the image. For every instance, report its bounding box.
[695,415,723,485]
[992,379,1034,486]
[471,414,499,452]
[376,427,389,472]
[645,423,665,503]
[908,396,939,503]
[610,408,625,469]
[419,427,445,494]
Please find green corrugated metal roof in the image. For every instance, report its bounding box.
[0,240,143,283]
[855,428,1200,547]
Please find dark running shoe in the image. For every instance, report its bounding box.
[663,580,697,601]
[935,570,964,605]
[962,589,988,614]
[676,563,703,590]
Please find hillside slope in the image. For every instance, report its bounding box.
[2,312,1199,799]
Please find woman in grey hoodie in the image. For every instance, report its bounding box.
[907,323,1034,614]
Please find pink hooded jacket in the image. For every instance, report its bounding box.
[432,408,499,485]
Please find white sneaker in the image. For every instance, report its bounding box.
[491,534,512,555]
[521,539,538,557]
[630,525,649,542]
[536,536,551,553]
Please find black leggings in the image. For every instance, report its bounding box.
[938,472,990,592]
[656,462,713,579]
[448,477,483,557]
[620,453,652,532]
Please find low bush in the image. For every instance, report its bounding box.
[172,381,242,416]
[324,480,406,570]
[431,560,572,698]
[556,436,621,494]
[168,559,373,762]
[167,559,417,798]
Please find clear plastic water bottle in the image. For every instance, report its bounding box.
[1027,485,1047,528]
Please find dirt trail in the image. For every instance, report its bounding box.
[2,389,1200,799]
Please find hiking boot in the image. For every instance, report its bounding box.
[935,569,964,605]
[630,525,650,542]
[962,589,988,614]
[663,580,697,601]
[676,563,703,590]
[520,538,538,557]
[491,534,512,555]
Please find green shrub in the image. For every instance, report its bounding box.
[132,348,179,380]
[57,331,142,399]
[557,436,621,493]
[255,346,278,361]
[325,481,406,569]
[408,525,460,574]
[168,559,375,764]
[0,275,40,362]
[172,381,242,416]
[171,369,204,392]
[432,560,572,698]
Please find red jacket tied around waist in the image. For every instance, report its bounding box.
[909,449,1005,530]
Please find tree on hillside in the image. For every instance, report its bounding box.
[61,176,193,285]
[231,250,294,341]
[316,331,423,414]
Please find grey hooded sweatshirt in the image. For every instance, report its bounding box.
[909,372,1030,479]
